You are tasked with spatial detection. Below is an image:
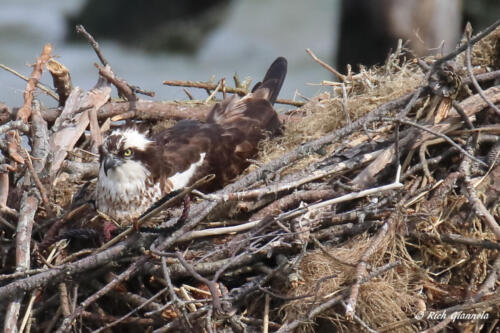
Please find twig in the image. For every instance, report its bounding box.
[180,170,402,243]
[76,25,153,98]
[464,23,500,116]
[18,290,37,333]
[22,148,49,209]
[469,69,500,83]
[432,18,500,68]
[58,283,71,317]
[95,63,136,101]
[251,189,338,221]
[4,193,39,332]
[204,79,223,104]
[91,287,169,333]
[200,149,381,202]
[30,100,50,174]
[183,88,194,100]
[0,173,9,214]
[280,165,403,222]
[345,222,389,319]
[392,117,487,167]
[175,252,222,312]
[418,140,434,181]
[75,25,108,66]
[459,145,500,240]
[451,100,474,129]
[0,64,58,100]
[342,301,378,333]
[341,82,351,124]
[163,80,305,106]
[159,257,192,328]
[411,232,500,250]
[129,84,155,97]
[263,294,270,333]
[306,48,346,82]
[164,80,246,96]
[221,77,227,99]
[0,235,139,302]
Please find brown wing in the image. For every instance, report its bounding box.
[207,56,287,134]
[205,56,287,168]
[149,120,244,191]
[146,57,288,192]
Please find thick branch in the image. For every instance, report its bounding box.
[16,44,52,123]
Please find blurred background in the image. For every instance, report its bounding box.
[0,0,498,108]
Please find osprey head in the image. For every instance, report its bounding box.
[96,128,162,223]
[99,128,153,177]
[99,128,153,181]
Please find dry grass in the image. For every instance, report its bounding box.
[268,29,500,332]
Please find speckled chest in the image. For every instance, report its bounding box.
[95,161,162,224]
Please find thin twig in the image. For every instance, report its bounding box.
[464,23,500,116]
[263,294,270,333]
[0,64,58,100]
[175,252,222,312]
[306,48,346,81]
[459,145,500,240]
[392,117,487,167]
[22,148,49,209]
[75,25,108,66]
[163,80,305,106]
[434,18,500,67]
[204,79,222,104]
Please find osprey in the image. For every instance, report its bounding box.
[96,57,287,224]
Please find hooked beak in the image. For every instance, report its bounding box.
[102,154,122,176]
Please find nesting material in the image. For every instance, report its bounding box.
[0,24,499,333]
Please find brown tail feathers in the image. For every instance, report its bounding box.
[206,57,287,136]
[251,56,287,105]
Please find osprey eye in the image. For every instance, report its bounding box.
[123,149,132,157]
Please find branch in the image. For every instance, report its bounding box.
[163,80,304,107]
[47,59,73,106]
[75,25,108,66]
[16,43,52,123]
[0,235,139,303]
[3,193,39,331]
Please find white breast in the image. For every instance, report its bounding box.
[96,160,161,222]
[96,152,206,223]
[169,152,206,190]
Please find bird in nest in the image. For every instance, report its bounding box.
[95,57,287,226]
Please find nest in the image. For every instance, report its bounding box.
[0,23,499,332]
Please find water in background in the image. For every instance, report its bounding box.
[0,0,339,109]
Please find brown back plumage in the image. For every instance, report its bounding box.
[206,56,287,135]
[145,57,286,190]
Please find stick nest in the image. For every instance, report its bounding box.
[0,24,499,333]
